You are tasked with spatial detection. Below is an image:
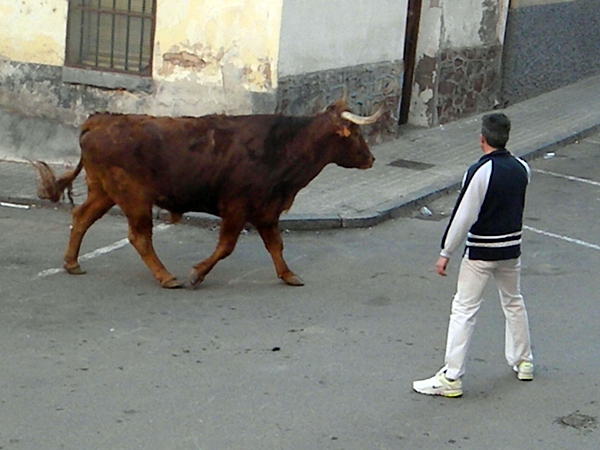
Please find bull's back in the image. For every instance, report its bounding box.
[78,113,277,216]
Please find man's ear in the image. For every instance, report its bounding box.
[479,134,487,148]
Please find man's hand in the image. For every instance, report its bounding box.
[435,256,450,276]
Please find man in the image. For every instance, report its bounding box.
[413,113,534,398]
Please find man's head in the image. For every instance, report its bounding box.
[480,113,511,150]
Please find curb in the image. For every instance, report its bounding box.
[2,122,599,231]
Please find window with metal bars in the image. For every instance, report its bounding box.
[65,0,156,76]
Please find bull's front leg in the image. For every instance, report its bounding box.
[257,223,304,286]
[189,217,245,288]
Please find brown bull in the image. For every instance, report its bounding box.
[32,100,381,288]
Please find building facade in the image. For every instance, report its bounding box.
[0,0,598,161]
[0,0,406,160]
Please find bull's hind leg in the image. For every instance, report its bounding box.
[189,216,246,288]
[257,223,304,286]
[63,181,115,275]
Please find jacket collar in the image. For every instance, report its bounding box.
[479,148,510,161]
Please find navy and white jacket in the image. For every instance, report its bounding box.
[440,149,530,261]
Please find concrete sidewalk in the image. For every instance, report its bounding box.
[2,74,600,229]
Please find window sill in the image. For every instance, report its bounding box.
[62,67,154,93]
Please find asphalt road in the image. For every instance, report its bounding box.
[1,132,599,449]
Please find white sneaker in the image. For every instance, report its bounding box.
[413,369,463,397]
[513,361,534,381]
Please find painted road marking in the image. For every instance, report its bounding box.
[1,201,30,209]
[533,169,600,187]
[37,223,171,279]
[526,168,600,251]
[524,225,600,252]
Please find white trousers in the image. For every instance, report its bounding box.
[444,256,533,381]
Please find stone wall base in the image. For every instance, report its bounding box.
[414,44,502,126]
[502,0,600,105]
[276,61,403,144]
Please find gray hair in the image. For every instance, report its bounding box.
[481,113,511,148]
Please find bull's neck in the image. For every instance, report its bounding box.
[278,116,336,186]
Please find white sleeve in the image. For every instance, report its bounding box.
[516,157,531,183]
[440,161,491,258]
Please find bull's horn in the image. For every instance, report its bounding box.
[340,107,384,125]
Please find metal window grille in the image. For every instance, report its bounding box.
[65,0,156,76]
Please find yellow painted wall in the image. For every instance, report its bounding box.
[0,0,67,66]
[0,0,283,92]
[154,0,283,91]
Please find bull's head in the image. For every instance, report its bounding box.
[323,101,382,169]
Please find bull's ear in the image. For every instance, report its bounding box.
[336,126,351,138]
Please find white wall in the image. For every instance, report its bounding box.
[278,0,407,76]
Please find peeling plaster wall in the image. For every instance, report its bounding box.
[409,3,443,126]
[0,0,283,126]
[155,0,280,90]
[150,0,283,116]
[410,0,508,126]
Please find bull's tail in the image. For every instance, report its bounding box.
[29,159,84,205]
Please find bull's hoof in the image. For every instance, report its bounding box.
[188,269,206,289]
[282,273,305,286]
[161,277,185,289]
[64,264,86,275]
